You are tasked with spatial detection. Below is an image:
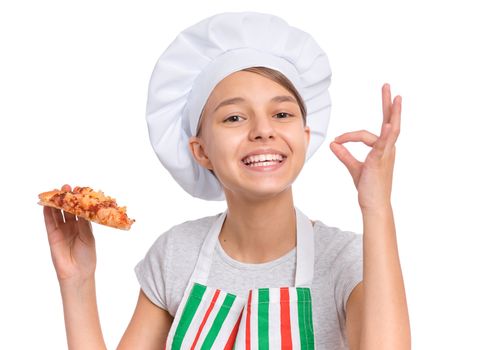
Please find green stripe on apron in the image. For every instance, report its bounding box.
[172,283,206,349]
[258,288,270,349]
[305,288,314,347]
[297,288,308,349]
[201,293,237,349]
[297,288,315,349]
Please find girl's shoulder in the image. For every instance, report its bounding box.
[135,213,223,314]
[311,220,363,266]
[312,220,361,241]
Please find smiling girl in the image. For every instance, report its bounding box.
[43,12,410,349]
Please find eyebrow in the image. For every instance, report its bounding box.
[212,95,297,113]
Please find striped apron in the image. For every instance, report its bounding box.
[165,207,316,349]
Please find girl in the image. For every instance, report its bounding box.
[43,12,410,349]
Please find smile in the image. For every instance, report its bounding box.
[241,153,286,167]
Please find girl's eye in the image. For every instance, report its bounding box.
[224,115,244,123]
[275,112,292,119]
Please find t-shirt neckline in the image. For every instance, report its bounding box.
[216,240,296,271]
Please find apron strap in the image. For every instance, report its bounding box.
[190,207,315,287]
[294,207,315,287]
[190,210,228,285]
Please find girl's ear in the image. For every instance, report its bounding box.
[304,125,311,148]
[188,136,213,170]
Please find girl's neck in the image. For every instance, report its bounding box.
[219,188,296,264]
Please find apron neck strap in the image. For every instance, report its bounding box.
[190,211,227,286]
[294,207,315,287]
[190,207,315,287]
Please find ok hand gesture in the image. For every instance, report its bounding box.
[330,84,401,211]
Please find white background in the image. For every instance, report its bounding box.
[1,0,489,348]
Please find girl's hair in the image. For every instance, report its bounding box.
[196,66,307,136]
[241,66,307,123]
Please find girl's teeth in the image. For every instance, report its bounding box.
[249,161,279,167]
[243,154,284,164]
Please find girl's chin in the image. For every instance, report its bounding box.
[224,183,293,200]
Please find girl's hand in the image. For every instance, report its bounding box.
[330,84,401,211]
[43,184,96,283]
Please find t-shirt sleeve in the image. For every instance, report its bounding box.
[332,232,363,317]
[134,230,173,311]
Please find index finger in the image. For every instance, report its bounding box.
[382,83,392,125]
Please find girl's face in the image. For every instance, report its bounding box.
[189,70,310,200]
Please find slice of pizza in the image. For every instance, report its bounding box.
[38,186,135,230]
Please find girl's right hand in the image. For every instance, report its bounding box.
[43,184,96,283]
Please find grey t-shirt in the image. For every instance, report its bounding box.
[135,213,363,349]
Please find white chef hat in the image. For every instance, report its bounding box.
[146,11,332,201]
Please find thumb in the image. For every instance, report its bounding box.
[329,141,361,180]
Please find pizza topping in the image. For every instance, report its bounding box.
[38,186,135,230]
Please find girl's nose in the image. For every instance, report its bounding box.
[248,115,276,141]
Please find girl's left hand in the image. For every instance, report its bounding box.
[330,83,401,211]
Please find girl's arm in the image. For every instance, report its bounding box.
[58,277,106,349]
[359,205,410,349]
[117,289,173,349]
[43,185,171,349]
[331,84,411,349]
[43,196,107,350]
[58,278,172,350]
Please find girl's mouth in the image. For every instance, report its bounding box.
[241,153,286,168]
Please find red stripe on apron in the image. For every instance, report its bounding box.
[224,310,243,350]
[246,290,252,350]
[280,287,293,348]
[190,289,221,350]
